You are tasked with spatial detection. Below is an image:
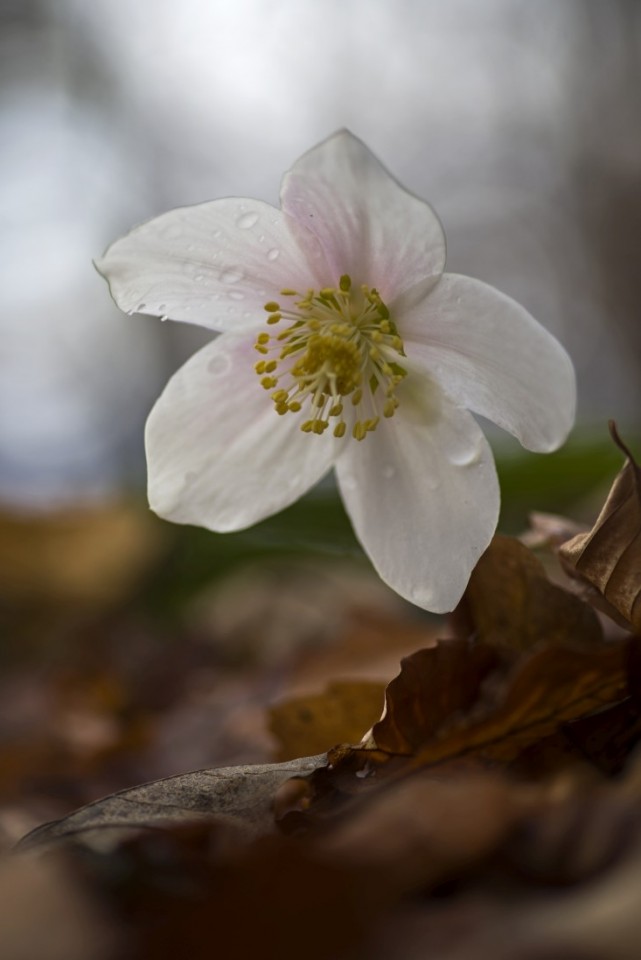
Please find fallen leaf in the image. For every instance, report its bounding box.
[362,641,500,756]
[453,535,603,651]
[559,422,641,631]
[19,754,326,852]
[269,681,385,761]
[371,639,632,770]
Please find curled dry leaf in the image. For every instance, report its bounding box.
[559,423,641,632]
[369,638,632,771]
[453,534,603,652]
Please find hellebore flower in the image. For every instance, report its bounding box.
[96,131,576,612]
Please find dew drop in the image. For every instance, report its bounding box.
[194,273,204,282]
[228,290,245,301]
[158,303,167,311]
[381,464,396,480]
[237,211,259,229]
[137,302,146,312]
[340,474,357,492]
[447,437,483,467]
[207,354,231,376]
[221,267,244,284]
[266,247,280,261]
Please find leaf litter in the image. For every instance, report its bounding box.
[8,425,641,960]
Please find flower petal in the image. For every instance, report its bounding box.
[335,376,499,613]
[95,199,324,333]
[400,274,576,452]
[281,130,446,301]
[145,332,335,530]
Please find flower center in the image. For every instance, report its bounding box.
[254,275,407,439]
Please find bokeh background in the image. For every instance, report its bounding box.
[0,0,640,836]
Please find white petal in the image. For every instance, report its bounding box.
[95,199,324,333]
[400,274,576,452]
[145,332,335,530]
[281,130,446,301]
[335,376,499,613]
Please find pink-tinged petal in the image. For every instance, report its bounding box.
[335,376,499,613]
[281,130,446,301]
[145,332,335,530]
[95,199,325,333]
[400,274,576,452]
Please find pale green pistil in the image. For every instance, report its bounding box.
[254,275,407,440]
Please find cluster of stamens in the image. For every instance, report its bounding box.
[254,275,407,440]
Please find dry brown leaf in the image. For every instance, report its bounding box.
[269,681,386,761]
[454,534,603,651]
[363,641,500,755]
[370,639,632,771]
[559,423,641,631]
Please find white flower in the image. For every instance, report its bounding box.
[96,131,576,613]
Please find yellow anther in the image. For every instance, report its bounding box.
[255,279,404,438]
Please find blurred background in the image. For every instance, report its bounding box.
[0,0,640,837]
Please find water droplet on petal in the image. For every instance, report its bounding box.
[447,436,483,467]
[158,303,166,311]
[137,302,146,311]
[194,273,204,282]
[228,290,245,301]
[221,267,244,284]
[237,211,259,229]
[207,354,231,376]
[381,464,396,479]
[266,247,280,261]
[341,474,357,492]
